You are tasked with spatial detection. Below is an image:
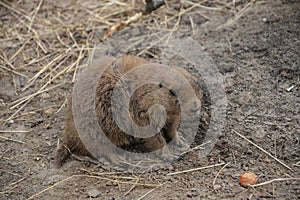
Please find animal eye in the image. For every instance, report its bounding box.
[170,89,177,97]
[159,83,163,88]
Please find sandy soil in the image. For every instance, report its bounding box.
[0,0,299,199]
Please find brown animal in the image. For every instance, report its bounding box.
[55,55,201,167]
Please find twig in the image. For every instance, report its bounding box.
[6,100,30,122]
[293,161,300,167]
[0,169,21,177]
[160,2,203,25]
[165,6,182,43]
[102,0,166,41]
[79,168,124,176]
[252,177,300,188]
[10,82,66,109]
[180,140,211,155]
[212,162,231,189]
[123,179,140,196]
[0,185,18,194]
[27,54,64,83]
[26,175,162,200]
[232,129,292,171]
[18,53,52,71]
[0,130,29,133]
[137,182,167,200]
[27,0,43,34]
[9,37,31,63]
[0,135,25,144]
[26,176,73,200]
[0,110,40,123]
[167,163,226,176]
[67,28,79,49]
[137,33,169,56]
[189,15,195,35]
[225,35,233,54]
[0,65,27,77]
[39,53,71,83]
[183,0,223,11]
[0,53,16,70]
[8,176,28,186]
[72,46,85,82]
[56,98,67,114]
[217,0,256,29]
[102,12,143,41]
[0,1,32,21]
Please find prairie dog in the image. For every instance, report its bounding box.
[55,55,201,167]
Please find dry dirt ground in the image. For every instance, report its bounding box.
[0,0,299,199]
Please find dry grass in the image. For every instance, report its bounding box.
[4,1,297,199]
[232,129,292,171]
[26,173,164,200]
[0,0,249,123]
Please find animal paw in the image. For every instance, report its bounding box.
[173,132,190,151]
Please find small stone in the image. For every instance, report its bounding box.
[88,189,101,198]
[240,172,258,187]
[241,163,249,171]
[43,107,54,115]
[213,184,221,190]
[262,18,267,23]
[186,192,193,198]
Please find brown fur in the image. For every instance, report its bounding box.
[55,55,201,167]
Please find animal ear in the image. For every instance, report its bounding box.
[169,89,177,97]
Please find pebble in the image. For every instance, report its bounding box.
[88,188,101,198]
[263,18,267,23]
[43,107,54,115]
[213,184,221,190]
[186,191,193,198]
